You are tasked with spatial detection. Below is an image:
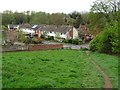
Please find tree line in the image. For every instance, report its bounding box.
[2,10,85,29]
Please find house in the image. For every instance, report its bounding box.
[20,24,32,29]
[8,25,19,31]
[20,24,35,35]
[19,24,79,42]
[32,24,45,37]
[78,24,93,41]
[34,25,79,41]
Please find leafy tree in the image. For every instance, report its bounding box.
[30,12,49,24]
[69,11,80,19]
[2,10,15,25]
[89,21,119,54]
[66,17,75,25]
[14,12,27,24]
[24,11,31,23]
[89,0,120,54]
[88,0,120,34]
[49,13,65,25]
[69,11,85,28]
[90,0,120,22]
[74,14,84,28]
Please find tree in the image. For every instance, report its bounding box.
[89,0,120,54]
[69,11,85,28]
[90,0,120,22]
[88,0,120,34]
[14,12,27,24]
[74,14,84,28]
[89,21,119,54]
[24,11,31,23]
[30,12,49,24]
[69,11,80,19]
[49,13,65,25]
[66,17,75,25]
[2,10,15,25]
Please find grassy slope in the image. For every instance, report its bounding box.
[90,52,118,88]
[2,50,118,88]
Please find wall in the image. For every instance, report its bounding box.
[73,27,79,39]
[28,44,63,51]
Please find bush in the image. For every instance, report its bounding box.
[68,39,72,43]
[41,34,45,39]
[72,39,79,45]
[18,31,27,43]
[46,36,54,40]
[63,39,68,43]
[63,39,79,45]
[89,21,119,54]
[32,37,43,44]
[2,25,8,30]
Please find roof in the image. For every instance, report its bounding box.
[8,25,19,29]
[36,25,73,33]
[78,24,90,35]
[20,24,74,33]
[20,24,32,29]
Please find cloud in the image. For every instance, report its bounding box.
[0,0,96,13]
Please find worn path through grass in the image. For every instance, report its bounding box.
[2,50,118,88]
[85,51,118,89]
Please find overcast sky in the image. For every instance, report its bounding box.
[0,0,96,14]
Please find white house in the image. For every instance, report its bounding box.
[8,25,19,31]
[20,24,79,41]
[21,28,35,34]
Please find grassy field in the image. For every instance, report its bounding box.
[2,50,118,88]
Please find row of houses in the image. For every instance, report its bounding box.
[8,24,92,42]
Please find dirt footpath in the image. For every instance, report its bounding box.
[85,51,112,89]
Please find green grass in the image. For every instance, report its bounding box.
[90,52,118,88]
[2,50,118,88]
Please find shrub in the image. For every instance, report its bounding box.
[63,39,79,45]
[2,25,8,30]
[63,39,68,43]
[46,36,54,40]
[72,39,79,45]
[32,37,43,44]
[89,21,119,54]
[41,34,45,39]
[68,39,72,43]
[18,31,27,43]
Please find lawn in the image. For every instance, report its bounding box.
[2,50,118,88]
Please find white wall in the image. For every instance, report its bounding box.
[47,32,56,37]
[60,33,67,39]
[21,29,35,34]
[73,27,78,39]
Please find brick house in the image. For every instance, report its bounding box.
[78,24,93,41]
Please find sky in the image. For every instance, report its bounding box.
[0,0,96,14]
